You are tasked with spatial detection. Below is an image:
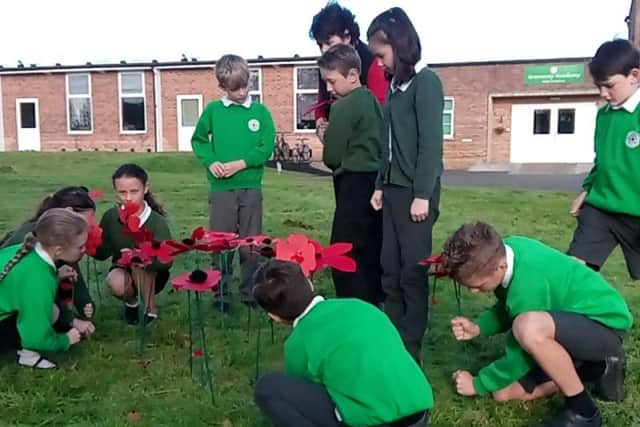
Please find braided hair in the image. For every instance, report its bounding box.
[0,208,88,282]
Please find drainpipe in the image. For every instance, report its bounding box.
[153,66,163,152]
[0,76,4,151]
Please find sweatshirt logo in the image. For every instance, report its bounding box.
[626,131,640,149]
[248,119,260,132]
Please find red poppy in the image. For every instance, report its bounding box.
[58,279,74,305]
[139,240,174,264]
[302,99,333,117]
[171,269,222,292]
[117,248,152,268]
[275,234,317,277]
[230,235,274,247]
[314,242,356,273]
[88,189,104,200]
[419,254,447,277]
[193,349,203,358]
[166,226,218,255]
[118,201,141,232]
[85,216,103,257]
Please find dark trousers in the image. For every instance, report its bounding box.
[331,172,384,306]
[209,189,262,302]
[381,181,440,361]
[254,373,428,427]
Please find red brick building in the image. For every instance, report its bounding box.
[0,55,603,169]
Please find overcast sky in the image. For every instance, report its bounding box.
[0,0,631,67]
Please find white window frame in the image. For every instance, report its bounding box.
[249,68,262,103]
[443,96,455,139]
[66,73,93,134]
[118,72,147,134]
[293,66,319,133]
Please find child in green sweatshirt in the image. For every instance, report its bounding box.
[191,54,275,311]
[94,164,172,325]
[442,222,632,427]
[568,39,640,280]
[1,186,96,321]
[252,260,432,427]
[317,43,383,306]
[0,209,95,369]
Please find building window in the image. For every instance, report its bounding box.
[249,68,262,103]
[533,109,551,134]
[119,72,146,133]
[557,109,575,134]
[66,73,92,133]
[443,97,454,139]
[294,66,319,131]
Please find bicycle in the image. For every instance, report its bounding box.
[292,138,312,163]
[272,134,291,162]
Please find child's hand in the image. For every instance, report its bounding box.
[72,318,96,337]
[370,190,383,211]
[453,370,477,396]
[316,118,328,142]
[209,162,226,178]
[569,191,587,216]
[451,316,480,341]
[67,328,82,345]
[410,198,429,222]
[222,160,247,177]
[84,303,94,318]
[58,265,77,282]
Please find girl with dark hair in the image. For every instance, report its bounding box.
[94,164,172,325]
[0,209,95,369]
[309,2,388,134]
[1,186,96,320]
[367,7,444,362]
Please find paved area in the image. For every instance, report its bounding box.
[267,161,586,192]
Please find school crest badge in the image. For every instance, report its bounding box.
[248,119,260,132]
[626,130,640,149]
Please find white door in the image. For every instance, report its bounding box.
[510,102,597,163]
[16,98,40,151]
[177,95,202,152]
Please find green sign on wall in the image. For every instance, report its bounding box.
[525,64,585,84]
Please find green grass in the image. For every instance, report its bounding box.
[0,153,638,427]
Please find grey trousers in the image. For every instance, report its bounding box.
[209,189,262,302]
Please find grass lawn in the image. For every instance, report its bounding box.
[0,153,638,427]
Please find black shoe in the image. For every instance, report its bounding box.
[536,408,602,427]
[593,354,626,402]
[124,304,140,325]
[143,314,157,325]
[213,300,231,313]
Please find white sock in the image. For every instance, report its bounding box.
[125,302,139,308]
[17,349,56,369]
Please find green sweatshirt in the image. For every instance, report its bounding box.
[323,87,382,175]
[94,207,172,272]
[582,102,640,216]
[191,99,276,192]
[472,236,633,396]
[1,221,93,320]
[285,298,432,426]
[0,244,70,352]
[376,67,444,199]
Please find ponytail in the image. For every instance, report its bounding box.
[0,233,37,282]
[144,191,165,216]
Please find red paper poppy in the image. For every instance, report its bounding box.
[302,99,333,117]
[58,279,74,305]
[118,201,141,232]
[275,234,317,277]
[85,216,103,257]
[117,248,152,268]
[166,226,218,255]
[88,189,104,200]
[193,349,203,358]
[419,254,447,277]
[231,235,273,247]
[139,240,174,264]
[171,269,222,292]
[314,242,356,273]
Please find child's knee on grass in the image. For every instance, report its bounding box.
[512,312,555,353]
[106,268,132,298]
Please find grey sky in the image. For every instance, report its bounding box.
[0,0,631,67]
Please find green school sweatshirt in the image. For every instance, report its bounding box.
[1,221,93,319]
[94,207,172,272]
[582,102,640,216]
[376,67,444,199]
[285,298,433,426]
[472,236,633,396]
[0,245,70,352]
[322,87,382,174]
[191,100,276,192]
